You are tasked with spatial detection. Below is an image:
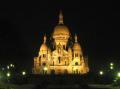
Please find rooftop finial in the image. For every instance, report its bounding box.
[59,10,64,24]
[75,34,78,43]
[43,34,47,43]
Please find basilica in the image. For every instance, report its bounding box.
[33,11,89,74]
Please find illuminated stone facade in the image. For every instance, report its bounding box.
[33,11,89,74]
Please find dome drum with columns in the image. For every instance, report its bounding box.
[33,11,89,74]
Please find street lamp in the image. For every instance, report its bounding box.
[110,62,114,66]
[6,72,10,77]
[99,71,104,75]
[43,67,48,74]
[6,72,11,83]
[10,64,15,68]
[22,71,26,76]
[109,62,114,70]
[117,72,120,78]
[110,66,114,70]
[10,64,13,67]
[7,66,10,69]
[44,67,48,71]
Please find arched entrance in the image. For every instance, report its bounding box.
[64,69,68,74]
[51,69,55,74]
[57,69,62,74]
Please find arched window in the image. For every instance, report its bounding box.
[39,58,41,63]
[77,53,78,57]
[51,70,55,74]
[80,55,82,59]
[43,54,45,57]
[58,57,61,63]
[72,53,74,58]
[75,62,78,65]
[42,63,46,66]
[53,61,54,66]
[63,45,65,49]
[65,61,66,65]
[64,69,68,74]
[75,53,78,57]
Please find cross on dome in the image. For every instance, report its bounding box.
[75,34,78,43]
[59,10,64,24]
[43,34,47,43]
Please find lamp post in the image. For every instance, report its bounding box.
[6,72,10,77]
[114,72,120,83]
[99,70,104,75]
[110,66,114,70]
[43,67,48,74]
[6,72,11,83]
[22,71,26,76]
[117,72,120,78]
[110,62,114,66]
[10,64,15,68]
[110,62,114,70]
[7,66,10,69]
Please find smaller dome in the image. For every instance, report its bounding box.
[40,35,48,51]
[73,43,81,50]
[73,34,81,50]
[40,43,48,51]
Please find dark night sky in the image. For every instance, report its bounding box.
[0,1,120,71]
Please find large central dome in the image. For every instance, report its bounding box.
[53,24,70,36]
[53,11,70,39]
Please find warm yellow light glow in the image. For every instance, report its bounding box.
[22,71,26,75]
[110,62,114,66]
[117,72,120,77]
[6,72,10,77]
[99,71,104,75]
[7,66,9,69]
[110,66,114,70]
[73,67,77,71]
[10,64,13,67]
[44,67,48,71]
[33,11,89,75]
